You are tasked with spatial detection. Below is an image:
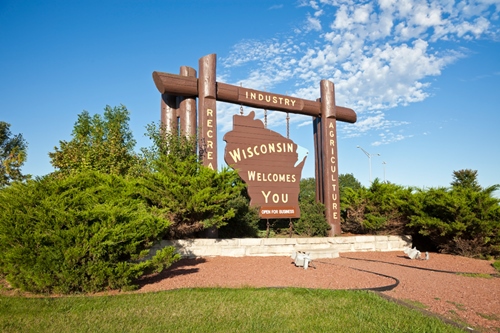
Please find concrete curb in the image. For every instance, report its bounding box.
[151,235,412,259]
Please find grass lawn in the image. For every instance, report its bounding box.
[0,288,464,333]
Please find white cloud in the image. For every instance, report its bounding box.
[353,4,372,23]
[306,14,323,31]
[372,133,410,146]
[312,1,321,10]
[340,112,409,138]
[219,0,499,142]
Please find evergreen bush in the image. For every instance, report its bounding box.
[218,186,261,238]
[0,171,180,294]
[139,127,246,238]
[340,179,412,235]
[293,178,329,237]
[407,185,500,257]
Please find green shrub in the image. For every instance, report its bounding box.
[0,171,180,294]
[341,179,412,235]
[294,201,329,237]
[218,186,261,238]
[291,178,329,237]
[139,125,247,238]
[138,154,245,239]
[407,185,500,257]
[493,260,500,273]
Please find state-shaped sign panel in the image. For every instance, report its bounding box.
[223,112,307,219]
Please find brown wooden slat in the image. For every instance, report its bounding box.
[152,71,357,123]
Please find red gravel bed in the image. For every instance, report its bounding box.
[139,251,500,332]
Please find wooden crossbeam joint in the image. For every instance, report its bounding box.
[152,71,356,124]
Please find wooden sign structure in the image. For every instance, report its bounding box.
[153,54,357,236]
[223,111,307,219]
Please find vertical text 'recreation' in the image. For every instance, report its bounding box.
[205,108,215,169]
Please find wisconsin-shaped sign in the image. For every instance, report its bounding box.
[223,112,307,218]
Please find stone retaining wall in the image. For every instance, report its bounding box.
[151,235,412,259]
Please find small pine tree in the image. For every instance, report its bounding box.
[139,123,246,238]
[293,178,329,237]
[450,169,481,191]
[218,184,261,238]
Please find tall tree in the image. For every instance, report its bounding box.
[49,105,139,176]
[339,173,362,198]
[450,169,481,191]
[0,121,28,187]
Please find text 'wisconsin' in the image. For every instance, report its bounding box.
[228,142,295,164]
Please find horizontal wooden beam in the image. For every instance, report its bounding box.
[153,72,198,96]
[152,71,356,123]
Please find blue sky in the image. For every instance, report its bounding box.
[1,0,499,189]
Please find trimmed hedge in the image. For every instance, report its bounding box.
[0,171,180,294]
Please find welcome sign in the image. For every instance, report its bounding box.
[223,112,307,218]
[153,53,357,235]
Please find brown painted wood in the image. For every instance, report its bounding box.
[224,111,306,218]
[153,72,198,96]
[313,116,323,204]
[152,71,357,123]
[320,80,341,236]
[198,55,218,238]
[198,54,217,171]
[160,94,178,135]
[178,66,197,137]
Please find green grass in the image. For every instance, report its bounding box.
[457,272,493,278]
[478,312,500,321]
[493,260,500,272]
[0,288,466,333]
[401,299,428,309]
[446,300,467,312]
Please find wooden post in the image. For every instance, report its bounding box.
[320,80,341,236]
[178,66,197,138]
[313,116,323,204]
[198,54,217,170]
[160,94,178,135]
[198,54,218,238]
